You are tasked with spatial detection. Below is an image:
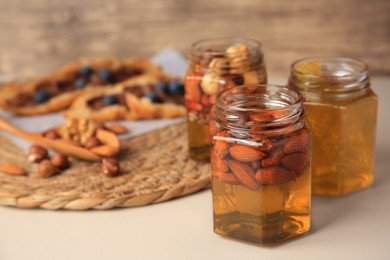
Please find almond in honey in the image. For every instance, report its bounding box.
[210,84,311,245]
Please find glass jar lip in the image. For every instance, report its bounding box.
[215,84,303,113]
[191,37,262,55]
[290,56,369,81]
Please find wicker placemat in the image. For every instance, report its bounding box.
[0,122,211,210]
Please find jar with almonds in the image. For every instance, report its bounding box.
[185,37,267,160]
[210,84,311,244]
[289,57,378,196]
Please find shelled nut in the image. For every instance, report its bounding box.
[51,153,70,169]
[0,163,26,176]
[101,158,120,177]
[42,129,61,139]
[84,137,101,149]
[39,160,57,178]
[28,145,48,163]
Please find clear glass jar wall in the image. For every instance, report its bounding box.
[210,84,311,244]
[289,57,378,196]
[185,37,267,161]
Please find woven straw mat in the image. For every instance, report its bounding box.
[0,122,211,210]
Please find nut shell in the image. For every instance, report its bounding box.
[39,160,57,178]
[101,158,120,177]
[28,145,48,163]
[51,153,70,169]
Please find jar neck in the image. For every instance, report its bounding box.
[189,37,264,74]
[212,84,305,137]
[289,57,370,100]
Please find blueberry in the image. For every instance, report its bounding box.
[75,79,87,89]
[79,66,92,76]
[168,80,184,95]
[98,68,113,81]
[103,95,117,105]
[232,75,244,85]
[34,90,50,103]
[155,81,169,93]
[145,92,162,103]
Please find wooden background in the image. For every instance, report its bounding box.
[0,0,389,78]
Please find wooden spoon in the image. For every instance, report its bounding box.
[0,116,101,161]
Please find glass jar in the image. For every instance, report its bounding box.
[185,37,267,161]
[210,84,311,245]
[289,57,378,196]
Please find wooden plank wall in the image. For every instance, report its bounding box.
[0,0,389,78]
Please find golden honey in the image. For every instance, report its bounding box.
[289,57,378,196]
[213,169,311,244]
[210,85,311,244]
[185,37,267,161]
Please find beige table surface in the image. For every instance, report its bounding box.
[0,76,389,260]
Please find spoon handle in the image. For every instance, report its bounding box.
[0,116,101,161]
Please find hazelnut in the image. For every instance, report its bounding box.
[28,145,48,163]
[84,136,101,149]
[42,129,60,139]
[101,158,120,177]
[51,153,70,169]
[39,159,57,178]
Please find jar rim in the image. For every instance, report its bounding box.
[191,37,262,55]
[213,84,305,136]
[290,56,369,82]
[215,84,303,113]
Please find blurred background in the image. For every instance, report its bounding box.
[0,0,389,78]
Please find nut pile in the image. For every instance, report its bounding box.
[0,119,129,178]
[185,43,266,125]
[59,117,96,144]
[210,115,310,190]
[27,144,69,178]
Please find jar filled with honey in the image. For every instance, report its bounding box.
[289,57,378,196]
[210,84,311,244]
[185,37,267,161]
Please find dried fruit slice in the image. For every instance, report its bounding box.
[228,160,260,190]
[229,144,265,162]
[185,71,202,102]
[255,166,295,185]
[295,60,321,75]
